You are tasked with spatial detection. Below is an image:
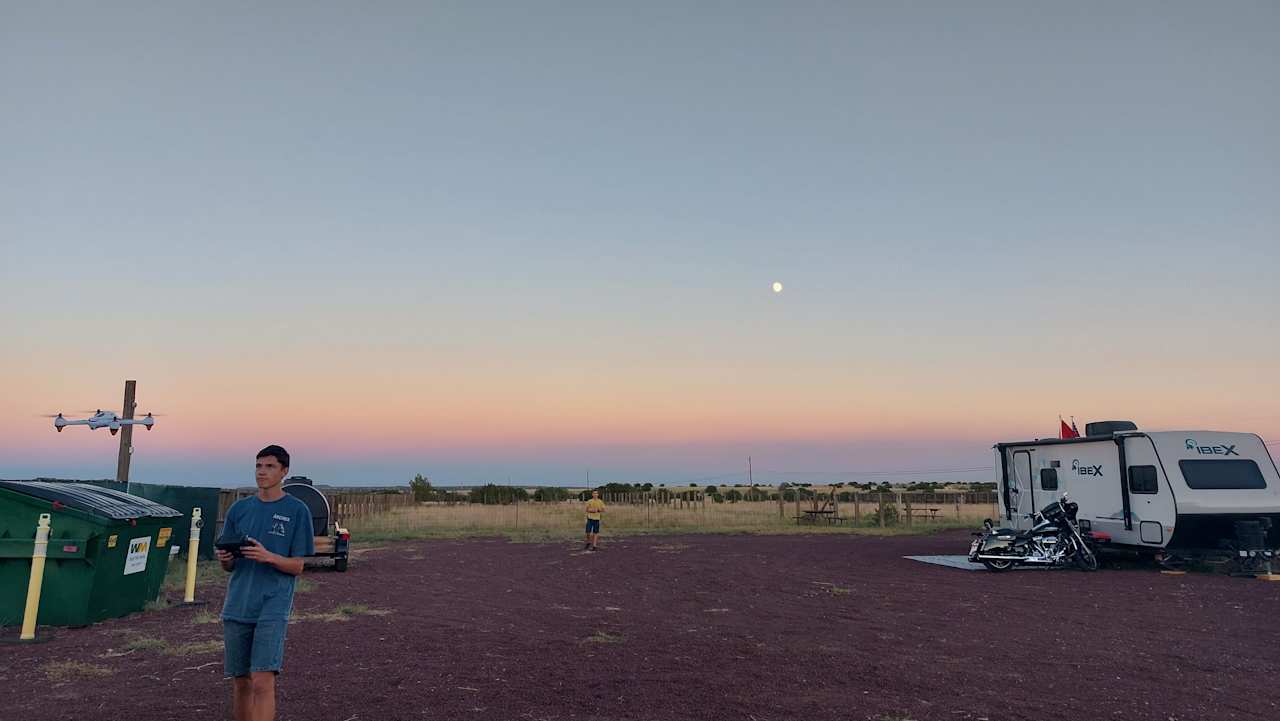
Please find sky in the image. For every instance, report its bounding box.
[2,2,1277,487]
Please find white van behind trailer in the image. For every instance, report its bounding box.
[993,421,1280,570]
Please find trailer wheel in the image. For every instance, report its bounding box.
[335,557,348,572]
[982,558,1015,572]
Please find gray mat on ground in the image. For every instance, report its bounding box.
[905,555,1047,571]
[904,555,987,571]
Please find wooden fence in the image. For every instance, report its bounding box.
[595,490,997,506]
[585,490,999,526]
[215,488,415,539]
[330,492,416,521]
[775,491,1000,527]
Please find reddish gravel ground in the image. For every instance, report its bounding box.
[2,531,1278,721]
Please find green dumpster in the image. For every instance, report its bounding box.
[0,481,183,627]
[75,480,222,560]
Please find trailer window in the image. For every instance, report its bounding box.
[1039,468,1058,491]
[1178,460,1267,490]
[1128,465,1158,494]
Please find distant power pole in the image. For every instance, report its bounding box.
[748,456,753,486]
[115,379,137,485]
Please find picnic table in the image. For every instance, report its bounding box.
[795,509,847,525]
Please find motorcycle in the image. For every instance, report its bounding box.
[968,493,1099,572]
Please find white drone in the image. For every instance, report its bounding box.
[46,410,157,436]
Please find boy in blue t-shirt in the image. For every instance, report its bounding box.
[216,445,314,721]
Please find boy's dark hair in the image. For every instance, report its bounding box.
[256,445,290,470]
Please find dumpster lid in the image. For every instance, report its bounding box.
[0,481,183,520]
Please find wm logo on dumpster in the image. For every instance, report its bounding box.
[124,536,151,575]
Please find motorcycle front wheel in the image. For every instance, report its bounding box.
[981,557,1016,572]
[1074,541,1100,572]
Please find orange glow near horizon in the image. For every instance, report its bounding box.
[4,350,1276,475]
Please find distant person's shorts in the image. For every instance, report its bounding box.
[224,619,289,676]
[585,519,601,534]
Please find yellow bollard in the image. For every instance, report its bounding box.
[20,513,52,641]
[183,508,203,604]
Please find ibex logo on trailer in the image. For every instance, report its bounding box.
[1071,460,1104,476]
[1185,438,1238,456]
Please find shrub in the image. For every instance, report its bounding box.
[533,487,572,502]
[409,474,435,502]
[862,501,900,526]
[469,484,529,505]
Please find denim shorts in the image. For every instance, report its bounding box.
[224,619,289,676]
[585,518,600,534]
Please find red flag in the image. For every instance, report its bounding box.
[1060,418,1080,439]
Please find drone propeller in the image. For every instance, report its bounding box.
[36,413,65,418]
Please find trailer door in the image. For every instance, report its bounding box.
[1122,436,1177,547]
[1010,450,1035,528]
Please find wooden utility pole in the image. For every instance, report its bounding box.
[748,456,753,486]
[116,380,137,485]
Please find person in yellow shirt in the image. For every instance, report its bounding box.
[583,490,606,551]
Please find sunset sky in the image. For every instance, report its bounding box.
[3,3,1277,486]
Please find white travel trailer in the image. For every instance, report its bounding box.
[993,421,1280,566]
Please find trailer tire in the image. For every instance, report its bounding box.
[981,558,1016,572]
[335,557,348,572]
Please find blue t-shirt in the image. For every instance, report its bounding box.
[218,494,315,622]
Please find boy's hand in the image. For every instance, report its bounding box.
[215,547,235,571]
[240,537,276,564]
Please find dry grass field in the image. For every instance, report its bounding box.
[346,496,999,542]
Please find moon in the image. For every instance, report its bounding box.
[772,281,783,294]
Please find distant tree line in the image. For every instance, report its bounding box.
[533,487,574,502]
[468,483,529,504]
[408,474,996,506]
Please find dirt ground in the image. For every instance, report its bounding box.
[2,531,1277,721]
